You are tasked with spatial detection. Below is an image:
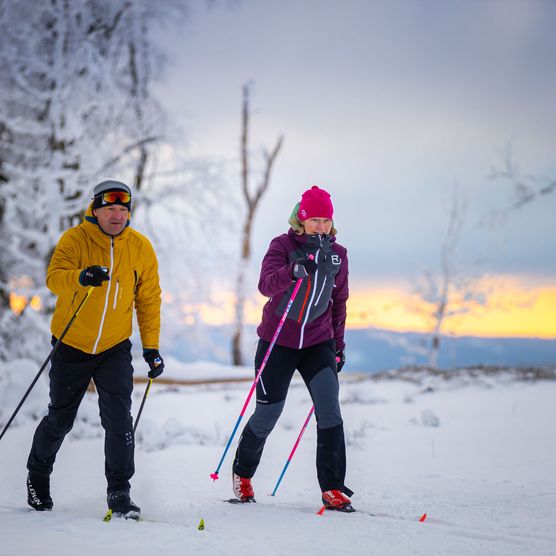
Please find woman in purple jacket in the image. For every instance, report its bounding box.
[232,185,353,511]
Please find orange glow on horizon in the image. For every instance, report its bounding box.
[10,275,551,338]
[347,281,556,339]
[168,275,555,339]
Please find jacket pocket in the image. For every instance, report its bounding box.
[63,291,78,323]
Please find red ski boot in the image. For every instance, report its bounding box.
[322,490,355,512]
[232,472,255,503]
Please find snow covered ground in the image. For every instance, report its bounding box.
[1,363,555,556]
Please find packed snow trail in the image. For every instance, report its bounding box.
[1,366,555,555]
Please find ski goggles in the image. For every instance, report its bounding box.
[100,191,131,204]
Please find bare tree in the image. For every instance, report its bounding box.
[231,83,284,365]
[489,143,556,212]
[407,186,488,367]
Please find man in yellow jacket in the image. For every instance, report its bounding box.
[26,180,163,520]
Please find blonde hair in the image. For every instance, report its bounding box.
[288,202,337,235]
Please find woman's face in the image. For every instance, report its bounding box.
[302,217,333,235]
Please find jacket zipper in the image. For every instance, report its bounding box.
[298,248,320,349]
[92,237,114,354]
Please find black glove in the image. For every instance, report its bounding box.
[143,349,165,379]
[335,350,345,373]
[292,257,318,279]
[80,265,110,287]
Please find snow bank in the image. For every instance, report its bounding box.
[0,359,49,428]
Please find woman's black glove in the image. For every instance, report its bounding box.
[292,257,318,279]
[335,350,345,373]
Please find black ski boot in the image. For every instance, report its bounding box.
[27,473,53,511]
[107,490,141,520]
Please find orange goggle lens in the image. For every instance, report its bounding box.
[102,191,131,204]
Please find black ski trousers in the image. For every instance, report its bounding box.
[233,338,347,492]
[27,338,135,494]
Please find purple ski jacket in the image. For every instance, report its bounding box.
[256,228,349,351]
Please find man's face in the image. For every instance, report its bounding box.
[93,205,129,236]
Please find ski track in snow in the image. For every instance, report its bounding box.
[1,368,555,556]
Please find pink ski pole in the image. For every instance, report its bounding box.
[270,405,314,496]
[210,256,313,481]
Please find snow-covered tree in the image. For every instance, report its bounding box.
[0,1,184,361]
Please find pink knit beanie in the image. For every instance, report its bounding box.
[297,185,334,220]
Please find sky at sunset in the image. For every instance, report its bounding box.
[152,0,556,339]
[167,276,556,339]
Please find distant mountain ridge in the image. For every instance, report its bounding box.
[163,324,556,373]
[346,328,556,373]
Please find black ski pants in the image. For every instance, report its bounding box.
[233,338,348,493]
[27,338,135,494]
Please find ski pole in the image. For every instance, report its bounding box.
[210,258,313,481]
[270,405,314,496]
[133,378,153,435]
[0,287,94,442]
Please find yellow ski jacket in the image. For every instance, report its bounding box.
[47,203,161,354]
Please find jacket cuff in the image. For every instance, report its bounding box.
[286,262,296,282]
[73,269,87,289]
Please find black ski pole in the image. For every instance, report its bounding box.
[133,378,153,435]
[0,287,94,442]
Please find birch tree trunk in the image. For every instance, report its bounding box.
[405,186,486,368]
[232,83,283,365]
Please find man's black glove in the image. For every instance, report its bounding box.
[143,349,165,379]
[79,265,110,287]
[335,350,345,373]
[292,257,318,279]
